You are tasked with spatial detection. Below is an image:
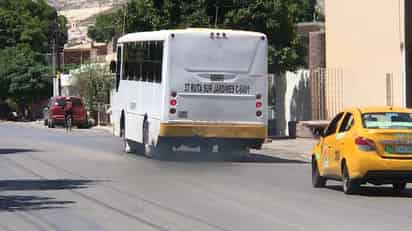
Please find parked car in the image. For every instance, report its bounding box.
[45,96,88,128]
[312,107,412,194]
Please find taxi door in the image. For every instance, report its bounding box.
[321,112,344,176]
[331,112,355,177]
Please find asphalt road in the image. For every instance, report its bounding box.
[0,123,412,231]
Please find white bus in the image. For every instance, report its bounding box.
[111,28,268,158]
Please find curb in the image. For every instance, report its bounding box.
[93,125,113,133]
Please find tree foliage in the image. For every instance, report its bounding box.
[223,0,308,73]
[88,0,317,73]
[0,0,67,116]
[88,11,123,43]
[0,45,52,105]
[0,0,67,53]
[74,65,113,120]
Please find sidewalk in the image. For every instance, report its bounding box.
[93,124,114,133]
[255,138,318,162]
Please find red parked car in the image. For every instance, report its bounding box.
[45,96,88,128]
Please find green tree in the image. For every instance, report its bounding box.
[159,0,209,28]
[0,0,67,53]
[88,0,316,73]
[0,51,11,101]
[88,11,123,43]
[74,64,113,121]
[0,45,52,111]
[88,0,210,42]
[294,0,318,22]
[124,0,162,32]
[56,14,69,51]
[0,0,67,118]
[223,0,307,73]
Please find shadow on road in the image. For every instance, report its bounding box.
[0,179,96,191]
[156,151,306,164]
[0,195,75,211]
[0,148,39,155]
[326,185,412,197]
[239,153,307,164]
[0,179,97,211]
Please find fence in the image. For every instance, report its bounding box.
[310,68,344,120]
[97,104,111,126]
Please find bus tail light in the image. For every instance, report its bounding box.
[355,136,376,152]
[256,93,263,117]
[169,94,177,114]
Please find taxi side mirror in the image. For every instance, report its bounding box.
[316,128,325,138]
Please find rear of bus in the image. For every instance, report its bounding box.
[160,29,268,151]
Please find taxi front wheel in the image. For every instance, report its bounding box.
[312,156,326,188]
[342,163,360,195]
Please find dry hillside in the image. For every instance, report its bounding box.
[47,0,127,11]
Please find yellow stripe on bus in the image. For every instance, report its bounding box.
[159,123,267,139]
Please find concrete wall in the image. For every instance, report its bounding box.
[60,74,80,96]
[325,0,405,108]
[274,70,311,136]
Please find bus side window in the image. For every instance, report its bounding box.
[129,41,163,83]
[146,41,153,82]
[152,42,157,83]
[150,41,158,82]
[116,46,121,91]
[122,44,128,80]
[136,42,143,81]
[128,43,134,81]
[131,42,138,81]
[155,41,163,83]
[140,42,146,82]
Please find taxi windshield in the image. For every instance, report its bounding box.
[362,112,412,129]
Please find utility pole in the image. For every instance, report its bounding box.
[56,27,61,96]
[214,5,219,28]
[51,18,61,97]
[52,36,57,97]
[122,4,127,35]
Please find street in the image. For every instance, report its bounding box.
[0,123,411,231]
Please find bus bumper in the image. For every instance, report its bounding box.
[159,123,267,149]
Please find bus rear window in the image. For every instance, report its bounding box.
[362,112,412,129]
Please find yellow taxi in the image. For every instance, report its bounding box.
[312,107,412,194]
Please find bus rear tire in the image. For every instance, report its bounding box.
[124,139,144,154]
[121,126,144,154]
[146,142,174,160]
[122,128,131,153]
